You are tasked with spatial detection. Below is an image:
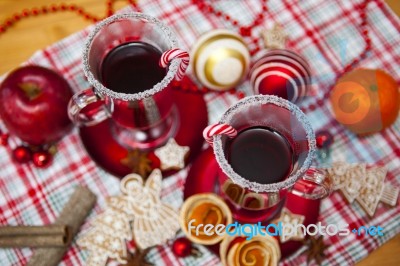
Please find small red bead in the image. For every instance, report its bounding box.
[69,5,77,11]
[12,146,32,164]
[172,237,192,258]
[225,15,230,20]
[216,11,222,16]
[237,91,245,99]
[32,151,53,168]
[32,9,39,16]
[13,14,21,20]
[240,26,251,36]
[0,26,5,33]
[232,20,238,26]
[5,20,13,26]
[21,10,29,17]
[41,7,48,13]
[262,6,268,11]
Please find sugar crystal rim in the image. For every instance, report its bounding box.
[82,12,179,101]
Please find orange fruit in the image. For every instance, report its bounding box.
[330,68,399,135]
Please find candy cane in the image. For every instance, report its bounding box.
[203,123,237,146]
[160,48,190,80]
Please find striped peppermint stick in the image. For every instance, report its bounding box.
[203,123,237,146]
[160,48,190,80]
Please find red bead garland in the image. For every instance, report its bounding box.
[193,0,373,105]
[0,0,373,98]
[0,0,243,96]
[192,0,268,55]
[313,0,372,110]
[0,0,141,34]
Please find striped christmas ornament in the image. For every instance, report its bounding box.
[250,49,311,102]
[191,29,250,91]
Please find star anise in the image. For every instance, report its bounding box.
[121,149,153,178]
[303,235,328,265]
[120,248,153,266]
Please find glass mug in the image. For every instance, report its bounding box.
[212,95,331,224]
[68,13,181,150]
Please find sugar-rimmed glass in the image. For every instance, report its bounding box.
[68,13,181,149]
[212,95,330,223]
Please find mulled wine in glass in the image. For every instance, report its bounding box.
[68,13,181,150]
[213,95,330,223]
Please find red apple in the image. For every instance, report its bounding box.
[0,65,73,145]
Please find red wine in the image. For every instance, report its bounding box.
[100,42,166,94]
[227,127,293,184]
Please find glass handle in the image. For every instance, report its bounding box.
[291,167,332,200]
[68,88,111,127]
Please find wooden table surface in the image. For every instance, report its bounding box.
[0,1,399,265]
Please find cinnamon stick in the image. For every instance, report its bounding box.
[0,225,69,247]
[0,235,68,247]
[0,225,68,236]
[27,186,97,266]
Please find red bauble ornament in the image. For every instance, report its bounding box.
[32,151,53,168]
[250,49,311,102]
[172,237,193,258]
[316,130,334,149]
[12,146,31,163]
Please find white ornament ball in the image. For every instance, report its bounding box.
[191,29,250,91]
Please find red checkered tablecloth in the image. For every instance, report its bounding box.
[1,0,399,265]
